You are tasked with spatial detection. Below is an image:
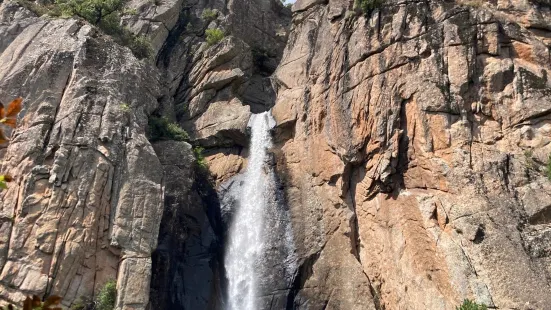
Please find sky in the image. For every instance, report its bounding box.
[283,0,296,3]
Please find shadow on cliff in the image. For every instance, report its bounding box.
[149,168,225,310]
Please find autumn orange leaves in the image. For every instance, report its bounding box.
[0,97,22,144]
[0,97,22,190]
[0,294,63,310]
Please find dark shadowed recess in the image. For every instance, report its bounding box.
[149,169,225,310]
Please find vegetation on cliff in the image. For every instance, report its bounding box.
[148,116,189,142]
[96,280,117,310]
[200,8,217,22]
[16,0,152,59]
[205,28,225,46]
[355,0,384,13]
[456,299,488,310]
[57,0,152,58]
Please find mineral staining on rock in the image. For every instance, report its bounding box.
[273,0,551,309]
[0,0,550,309]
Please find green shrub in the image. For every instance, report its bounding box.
[128,35,153,59]
[70,296,93,310]
[355,0,384,13]
[119,103,130,113]
[0,175,11,190]
[122,7,137,15]
[96,280,117,310]
[55,0,152,59]
[201,8,217,21]
[456,299,487,310]
[174,103,188,118]
[56,0,126,26]
[193,146,207,169]
[546,153,551,181]
[16,0,60,16]
[205,28,225,46]
[148,116,189,141]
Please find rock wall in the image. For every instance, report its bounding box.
[0,3,164,308]
[1,0,551,309]
[272,0,551,309]
[0,0,289,308]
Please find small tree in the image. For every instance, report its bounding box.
[148,116,189,141]
[96,280,117,310]
[205,28,224,46]
[55,0,153,59]
[355,0,384,14]
[193,146,207,169]
[201,8,217,21]
[57,0,127,26]
[456,299,488,310]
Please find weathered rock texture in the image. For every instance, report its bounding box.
[149,141,223,310]
[1,0,551,309]
[0,0,289,308]
[0,3,164,309]
[272,0,551,309]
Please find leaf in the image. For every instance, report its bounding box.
[0,175,12,182]
[23,296,33,310]
[0,97,23,129]
[32,295,41,308]
[0,181,6,190]
[0,128,7,145]
[42,295,62,307]
[0,118,16,129]
[6,98,22,118]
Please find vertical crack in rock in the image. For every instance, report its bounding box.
[2,0,551,309]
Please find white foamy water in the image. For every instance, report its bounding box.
[224,112,275,310]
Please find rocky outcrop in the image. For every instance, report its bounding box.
[1,0,551,309]
[149,141,223,310]
[0,0,289,308]
[0,2,163,308]
[272,0,551,309]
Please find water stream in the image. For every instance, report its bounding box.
[223,111,296,310]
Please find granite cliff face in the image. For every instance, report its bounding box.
[0,0,551,309]
[272,0,551,309]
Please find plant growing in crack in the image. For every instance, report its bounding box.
[205,28,225,46]
[456,299,487,310]
[355,0,384,14]
[53,0,153,59]
[119,103,131,113]
[148,116,189,141]
[524,149,536,170]
[96,280,117,310]
[193,146,208,170]
[201,8,217,22]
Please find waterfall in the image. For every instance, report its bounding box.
[224,111,296,310]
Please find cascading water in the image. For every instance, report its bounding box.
[223,111,297,310]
